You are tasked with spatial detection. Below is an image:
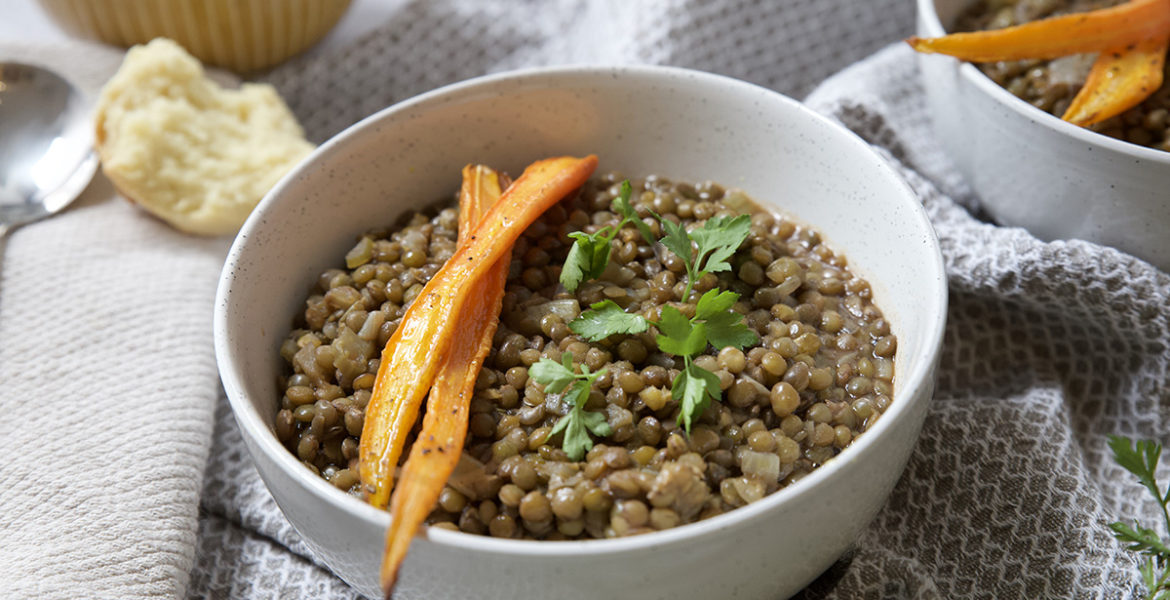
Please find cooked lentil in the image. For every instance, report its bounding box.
[955,0,1170,151]
[275,172,896,539]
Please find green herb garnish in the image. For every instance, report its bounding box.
[529,353,611,461]
[555,180,759,445]
[1108,435,1170,599]
[568,294,757,433]
[692,288,758,349]
[567,299,651,340]
[667,213,752,301]
[660,289,758,430]
[559,181,654,293]
[564,183,756,432]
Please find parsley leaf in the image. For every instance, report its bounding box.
[1108,435,1170,599]
[1110,521,1170,559]
[611,181,655,245]
[703,310,759,350]
[530,354,610,461]
[694,289,739,320]
[656,213,751,302]
[655,305,708,357]
[659,217,695,277]
[561,230,613,293]
[690,214,752,275]
[672,358,721,432]
[528,354,577,394]
[550,407,613,463]
[1139,559,1170,600]
[657,290,757,354]
[560,181,658,292]
[569,300,651,342]
[580,409,613,437]
[547,407,583,459]
[1110,435,1167,503]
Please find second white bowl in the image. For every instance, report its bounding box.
[917,0,1170,271]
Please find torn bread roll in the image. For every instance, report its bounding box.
[95,38,314,235]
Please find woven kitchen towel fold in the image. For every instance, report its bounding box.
[260,0,916,144]
[800,44,1168,599]
[0,39,233,600]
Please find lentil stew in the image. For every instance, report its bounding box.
[275,172,897,540]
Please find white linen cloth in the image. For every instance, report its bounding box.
[2,1,1166,598]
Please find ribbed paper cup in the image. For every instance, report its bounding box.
[38,0,352,73]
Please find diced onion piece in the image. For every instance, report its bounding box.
[732,476,767,504]
[346,236,374,268]
[722,189,760,215]
[445,453,491,499]
[1047,53,1095,86]
[740,450,781,483]
[530,299,581,323]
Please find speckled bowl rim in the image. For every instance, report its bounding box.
[215,64,948,558]
[917,0,1170,165]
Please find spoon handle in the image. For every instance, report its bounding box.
[0,223,9,239]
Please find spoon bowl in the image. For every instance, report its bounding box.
[0,62,97,236]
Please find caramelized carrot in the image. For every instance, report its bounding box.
[1063,36,1169,126]
[378,166,509,597]
[907,0,1170,62]
[359,155,598,509]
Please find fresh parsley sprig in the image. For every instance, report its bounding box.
[559,181,655,293]
[1141,560,1170,600]
[568,288,758,432]
[1108,435,1170,599]
[528,352,611,461]
[661,213,752,302]
[553,179,759,449]
[664,289,758,431]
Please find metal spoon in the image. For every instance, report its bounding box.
[0,62,98,238]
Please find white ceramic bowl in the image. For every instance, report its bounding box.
[214,66,947,600]
[916,0,1170,272]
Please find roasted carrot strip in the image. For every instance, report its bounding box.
[907,0,1170,62]
[378,165,509,597]
[1063,37,1169,126]
[359,155,598,509]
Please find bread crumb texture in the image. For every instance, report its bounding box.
[95,38,314,235]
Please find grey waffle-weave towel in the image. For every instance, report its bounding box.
[2,1,1165,599]
[192,5,1169,600]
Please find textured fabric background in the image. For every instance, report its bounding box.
[3,0,1168,598]
[0,41,231,600]
[803,47,1168,599]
